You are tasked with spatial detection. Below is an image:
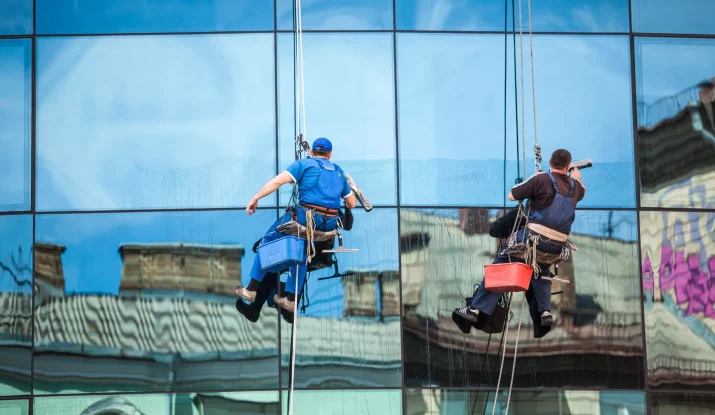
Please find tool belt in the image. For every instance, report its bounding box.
[299,203,339,218]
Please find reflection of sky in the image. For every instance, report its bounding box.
[632,0,715,35]
[0,39,31,211]
[636,38,715,104]
[396,0,629,32]
[0,215,33,294]
[276,33,397,206]
[398,33,634,207]
[0,0,32,35]
[292,209,399,318]
[36,0,274,34]
[277,0,393,30]
[36,34,276,211]
[35,210,275,295]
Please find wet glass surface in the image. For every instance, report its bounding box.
[650,392,715,415]
[402,208,643,388]
[632,0,715,35]
[33,210,279,394]
[277,0,393,30]
[0,0,32,36]
[282,389,402,414]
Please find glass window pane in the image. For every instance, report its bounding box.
[0,0,32,36]
[396,0,628,32]
[398,34,634,208]
[635,37,715,209]
[641,210,715,390]
[632,0,715,35]
[509,0,629,33]
[0,39,31,212]
[402,208,643,388]
[0,399,29,415]
[37,0,274,35]
[405,389,646,414]
[395,0,505,31]
[277,0,393,31]
[33,210,278,394]
[34,391,279,414]
[280,209,401,387]
[651,393,715,415]
[0,215,32,397]
[283,390,401,414]
[277,33,396,207]
[36,34,276,212]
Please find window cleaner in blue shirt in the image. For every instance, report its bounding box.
[235,137,358,313]
[454,149,586,330]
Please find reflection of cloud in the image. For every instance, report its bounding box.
[277,0,392,30]
[36,35,276,211]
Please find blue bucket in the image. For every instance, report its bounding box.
[258,236,306,273]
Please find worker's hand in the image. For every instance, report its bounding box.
[246,198,258,215]
[569,167,582,181]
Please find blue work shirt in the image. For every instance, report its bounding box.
[284,157,352,209]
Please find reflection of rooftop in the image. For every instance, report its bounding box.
[638,77,715,193]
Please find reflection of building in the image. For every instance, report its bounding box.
[638,77,715,195]
[399,209,643,388]
[31,241,400,392]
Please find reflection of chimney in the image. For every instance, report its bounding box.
[458,208,490,235]
[118,243,244,295]
[34,243,67,289]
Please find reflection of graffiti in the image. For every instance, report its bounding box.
[642,211,715,319]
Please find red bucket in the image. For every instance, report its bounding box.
[484,263,533,293]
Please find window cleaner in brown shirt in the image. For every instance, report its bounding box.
[454,149,586,330]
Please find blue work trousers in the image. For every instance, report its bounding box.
[249,207,338,295]
[470,229,563,314]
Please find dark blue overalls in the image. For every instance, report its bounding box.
[249,158,346,295]
[471,173,576,314]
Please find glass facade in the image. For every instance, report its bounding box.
[0,0,712,413]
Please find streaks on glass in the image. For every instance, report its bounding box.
[277,0,394,31]
[36,34,276,212]
[32,210,279,394]
[280,209,401,388]
[641,210,715,390]
[276,33,397,207]
[402,208,643,388]
[0,39,32,212]
[650,392,715,415]
[282,389,402,414]
[397,34,634,208]
[36,0,274,34]
[33,391,279,414]
[0,215,32,397]
[635,37,715,209]
[405,389,646,414]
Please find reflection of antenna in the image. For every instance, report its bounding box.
[602,211,629,239]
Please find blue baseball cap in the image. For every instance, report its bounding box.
[312,137,332,152]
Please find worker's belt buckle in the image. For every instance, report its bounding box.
[527,223,568,243]
[301,204,339,218]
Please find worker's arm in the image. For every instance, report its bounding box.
[246,172,293,215]
[508,173,539,202]
[344,193,357,209]
[507,191,516,201]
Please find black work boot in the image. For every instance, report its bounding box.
[236,299,260,323]
[453,305,480,323]
[540,310,554,326]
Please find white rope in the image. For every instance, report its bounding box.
[505,294,526,414]
[491,293,512,415]
[289,0,306,413]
